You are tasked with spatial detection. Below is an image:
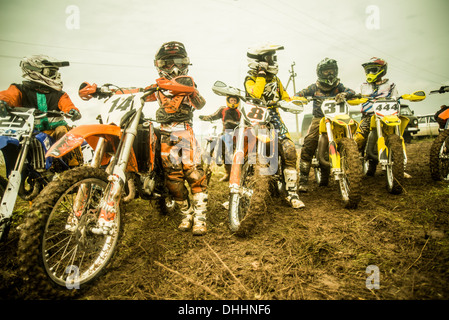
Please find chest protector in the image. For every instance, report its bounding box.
[157,91,186,114]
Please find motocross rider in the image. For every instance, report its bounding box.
[294,58,355,192]
[147,41,208,236]
[0,54,83,166]
[244,44,304,209]
[199,95,242,182]
[354,57,399,152]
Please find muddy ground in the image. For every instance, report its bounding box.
[1,139,448,301]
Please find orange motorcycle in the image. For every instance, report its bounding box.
[18,76,192,297]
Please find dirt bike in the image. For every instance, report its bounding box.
[18,76,191,297]
[311,97,362,208]
[429,85,449,181]
[212,80,303,235]
[0,105,79,241]
[348,90,426,194]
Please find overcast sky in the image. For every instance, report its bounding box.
[1,0,448,134]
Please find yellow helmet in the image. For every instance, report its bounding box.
[226,95,240,109]
[362,57,387,83]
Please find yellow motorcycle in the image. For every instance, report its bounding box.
[311,97,362,208]
[348,90,425,194]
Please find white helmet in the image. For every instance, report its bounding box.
[20,54,69,91]
[247,44,284,75]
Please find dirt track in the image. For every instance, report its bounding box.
[1,139,448,300]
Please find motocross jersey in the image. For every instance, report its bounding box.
[244,74,291,139]
[0,81,79,130]
[360,79,398,114]
[202,106,241,131]
[145,79,206,125]
[295,82,355,118]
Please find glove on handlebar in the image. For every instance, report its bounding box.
[68,109,81,121]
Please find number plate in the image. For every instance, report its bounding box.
[243,102,267,123]
[372,100,398,117]
[321,100,348,118]
[101,94,137,124]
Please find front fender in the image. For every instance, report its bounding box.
[0,136,20,149]
[46,124,122,166]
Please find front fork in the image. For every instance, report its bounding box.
[375,118,407,169]
[0,132,32,240]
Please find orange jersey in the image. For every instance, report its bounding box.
[0,82,79,114]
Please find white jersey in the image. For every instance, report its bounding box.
[360,79,398,114]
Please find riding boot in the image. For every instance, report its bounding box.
[284,168,305,209]
[176,199,194,232]
[192,192,208,236]
[298,161,311,192]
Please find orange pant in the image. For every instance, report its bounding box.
[160,126,207,201]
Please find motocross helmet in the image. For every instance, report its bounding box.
[362,57,387,83]
[247,44,284,75]
[20,54,69,91]
[316,58,339,89]
[154,41,190,79]
[226,95,240,109]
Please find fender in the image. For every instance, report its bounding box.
[0,136,20,149]
[46,124,138,170]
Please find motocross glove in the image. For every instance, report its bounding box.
[0,100,11,117]
[335,92,348,104]
[68,109,81,121]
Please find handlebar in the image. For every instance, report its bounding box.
[430,86,449,94]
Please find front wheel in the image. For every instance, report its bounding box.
[429,130,449,181]
[338,138,362,208]
[18,166,120,298]
[385,134,405,194]
[228,161,269,236]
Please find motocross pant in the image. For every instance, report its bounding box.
[354,113,372,151]
[300,117,321,163]
[160,124,207,202]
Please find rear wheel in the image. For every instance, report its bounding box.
[18,166,120,298]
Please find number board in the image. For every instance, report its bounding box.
[101,94,137,124]
[243,102,267,123]
[372,100,398,117]
[0,113,28,130]
[321,100,348,118]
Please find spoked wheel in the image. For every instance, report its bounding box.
[429,130,449,181]
[19,166,121,298]
[385,134,404,194]
[337,138,362,208]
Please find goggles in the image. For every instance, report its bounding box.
[154,57,190,69]
[21,62,60,79]
[321,69,336,77]
[364,65,382,75]
[262,53,277,65]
